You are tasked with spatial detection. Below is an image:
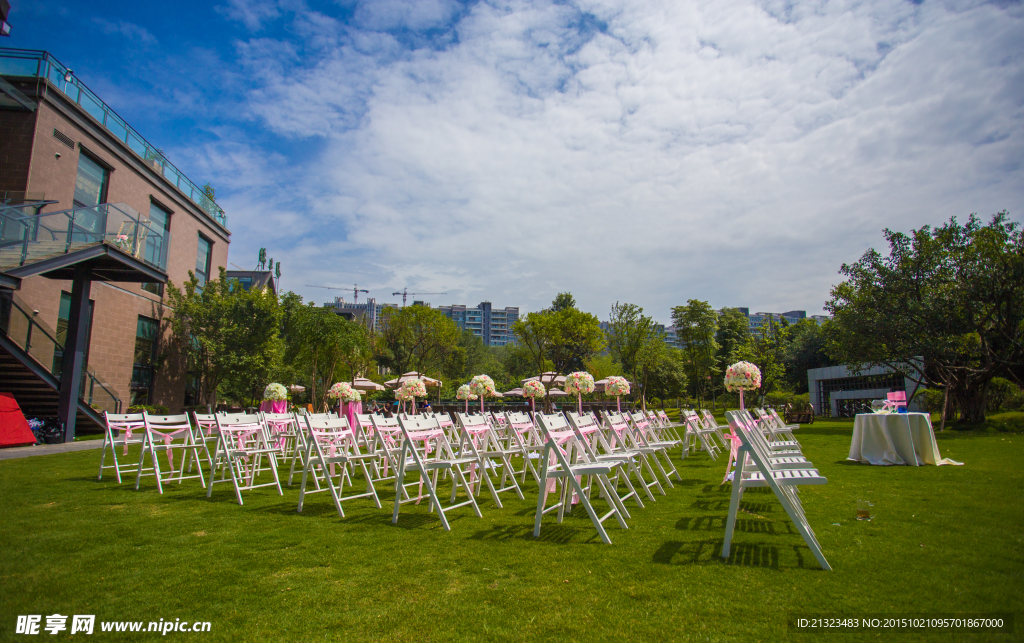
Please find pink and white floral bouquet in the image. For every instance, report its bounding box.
[725,361,761,392]
[456,384,478,401]
[328,382,361,402]
[469,374,497,398]
[564,371,596,396]
[397,378,427,401]
[604,376,630,397]
[263,383,288,401]
[522,380,546,398]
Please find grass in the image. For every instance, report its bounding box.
[1,418,1021,642]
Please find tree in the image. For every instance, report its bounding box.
[166,268,281,408]
[826,212,1024,424]
[376,305,461,377]
[714,307,751,399]
[671,300,720,409]
[545,304,605,375]
[783,319,837,393]
[646,348,688,405]
[551,292,576,312]
[743,316,789,402]
[511,311,553,378]
[291,304,368,412]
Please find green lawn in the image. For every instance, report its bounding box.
[1,418,1021,642]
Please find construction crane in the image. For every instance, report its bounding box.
[392,288,447,307]
[306,284,370,304]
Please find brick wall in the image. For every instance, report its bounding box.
[9,86,231,413]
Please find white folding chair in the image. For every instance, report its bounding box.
[453,413,524,508]
[134,413,207,493]
[297,415,381,517]
[502,411,546,485]
[627,411,682,486]
[682,410,722,460]
[206,413,283,505]
[532,413,628,544]
[722,411,830,570]
[566,411,647,511]
[602,411,666,498]
[98,412,147,483]
[391,415,482,531]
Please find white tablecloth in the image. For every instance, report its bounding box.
[848,413,962,466]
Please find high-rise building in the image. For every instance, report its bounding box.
[437,301,518,346]
[715,308,829,338]
[329,296,397,332]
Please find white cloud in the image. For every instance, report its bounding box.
[93,18,158,45]
[210,0,1023,321]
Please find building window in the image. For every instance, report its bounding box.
[141,201,172,295]
[131,316,159,406]
[73,153,109,208]
[195,235,213,287]
[72,153,109,241]
[52,291,93,380]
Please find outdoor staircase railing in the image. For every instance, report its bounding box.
[0,291,122,414]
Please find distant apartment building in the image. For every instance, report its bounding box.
[437,301,518,346]
[0,48,231,421]
[714,307,829,338]
[329,296,397,332]
[225,270,276,296]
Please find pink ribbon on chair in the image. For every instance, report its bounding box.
[150,428,189,473]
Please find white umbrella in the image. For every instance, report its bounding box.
[503,388,524,397]
[521,372,566,387]
[547,387,569,397]
[350,377,386,392]
[385,372,442,388]
[287,384,306,394]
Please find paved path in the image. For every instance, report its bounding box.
[0,439,104,461]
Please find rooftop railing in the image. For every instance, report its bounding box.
[0,48,228,229]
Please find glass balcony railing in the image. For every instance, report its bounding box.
[0,48,228,229]
[0,292,122,414]
[0,202,171,273]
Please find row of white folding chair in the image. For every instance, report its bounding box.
[740,409,801,448]
[453,413,524,507]
[756,407,800,441]
[206,413,283,505]
[565,411,649,512]
[102,411,216,487]
[681,410,724,460]
[391,414,482,531]
[501,410,547,485]
[533,412,629,544]
[601,412,668,497]
[623,411,683,484]
[297,415,380,517]
[721,410,830,570]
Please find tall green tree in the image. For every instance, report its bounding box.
[743,316,789,402]
[606,301,655,391]
[671,300,720,408]
[291,304,366,412]
[545,302,605,375]
[714,307,751,399]
[783,318,837,393]
[826,212,1024,423]
[166,268,281,408]
[376,305,461,377]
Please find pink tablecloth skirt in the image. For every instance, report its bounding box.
[260,400,288,414]
[341,401,363,429]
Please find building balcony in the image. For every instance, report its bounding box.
[0,48,227,229]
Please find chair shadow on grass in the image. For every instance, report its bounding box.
[467,523,608,545]
[654,538,807,569]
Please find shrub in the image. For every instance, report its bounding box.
[127,404,170,415]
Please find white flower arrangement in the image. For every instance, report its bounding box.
[724,361,762,392]
[522,380,546,398]
[328,382,362,402]
[456,384,478,401]
[469,374,497,398]
[604,376,630,397]
[564,371,596,396]
[263,383,288,401]
[397,378,427,401]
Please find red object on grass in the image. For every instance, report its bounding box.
[0,392,36,448]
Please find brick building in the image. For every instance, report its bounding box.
[0,48,230,418]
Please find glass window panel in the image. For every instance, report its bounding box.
[126,131,147,158]
[105,115,128,143]
[73,154,108,207]
[195,235,212,287]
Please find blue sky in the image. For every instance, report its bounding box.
[9,0,1024,323]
